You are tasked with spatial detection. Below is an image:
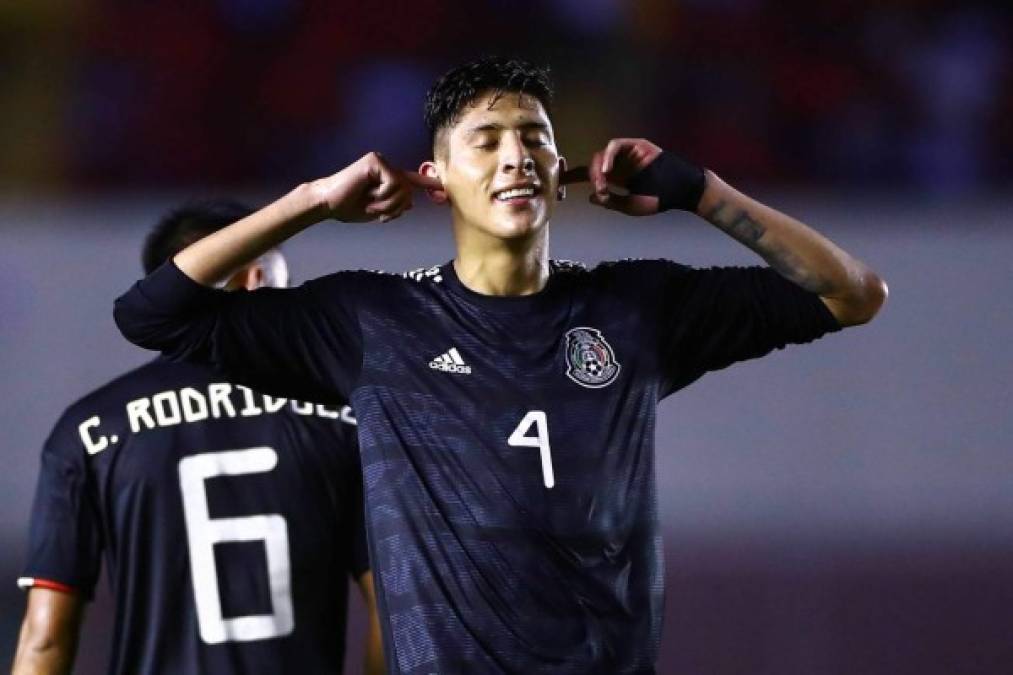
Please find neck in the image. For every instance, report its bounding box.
[453,230,550,297]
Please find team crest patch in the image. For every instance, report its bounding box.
[564,327,621,388]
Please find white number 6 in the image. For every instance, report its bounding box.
[178,447,294,644]
[508,411,555,489]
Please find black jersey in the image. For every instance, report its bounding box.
[116,258,839,674]
[20,358,365,675]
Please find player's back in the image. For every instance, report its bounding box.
[21,358,365,675]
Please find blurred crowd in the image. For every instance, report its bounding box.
[1,0,1009,192]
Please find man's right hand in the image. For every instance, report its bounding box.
[312,152,443,224]
[172,152,444,287]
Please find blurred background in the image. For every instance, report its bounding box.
[1,1,1011,673]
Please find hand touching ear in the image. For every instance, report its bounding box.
[418,160,450,206]
[567,139,706,217]
[313,152,444,223]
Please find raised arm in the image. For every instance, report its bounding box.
[11,588,84,675]
[583,139,888,327]
[114,154,441,401]
[697,173,885,326]
[175,152,440,287]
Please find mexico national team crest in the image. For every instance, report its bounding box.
[564,327,621,389]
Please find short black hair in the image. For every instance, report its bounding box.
[141,199,254,274]
[423,56,553,148]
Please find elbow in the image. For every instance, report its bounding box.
[858,271,889,324]
[112,299,149,349]
[112,286,148,343]
[112,296,134,342]
[23,630,60,655]
[839,270,888,327]
[14,621,65,672]
[14,588,83,674]
[112,291,173,351]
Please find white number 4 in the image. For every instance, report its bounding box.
[508,411,555,489]
[178,447,294,644]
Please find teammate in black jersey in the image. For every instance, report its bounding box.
[13,202,383,675]
[114,58,887,673]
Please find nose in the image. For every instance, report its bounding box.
[499,133,535,175]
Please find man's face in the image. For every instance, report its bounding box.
[432,91,564,242]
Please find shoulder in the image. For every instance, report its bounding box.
[306,264,447,298]
[56,360,161,418]
[600,258,689,274]
[592,259,782,289]
[80,359,217,404]
[401,263,447,285]
[556,258,694,289]
[42,359,164,455]
[48,358,216,431]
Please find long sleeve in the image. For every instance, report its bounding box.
[114,261,364,403]
[610,261,840,397]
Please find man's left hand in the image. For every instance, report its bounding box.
[566,138,706,216]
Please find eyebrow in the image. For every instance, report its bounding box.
[464,121,551,136]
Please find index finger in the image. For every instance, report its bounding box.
[561,166,589,185]
[602,138,637,173]
[399,170,444,191]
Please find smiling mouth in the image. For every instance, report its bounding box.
[492,186,540,202]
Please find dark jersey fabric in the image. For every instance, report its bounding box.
[21,358,365,675]
[116,258,840,674]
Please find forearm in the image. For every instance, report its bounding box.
[114,181,328,355]
[175,182,325,287]
[697,171,886,325]
[174,150,430,286]
[356,572,386,675]
[364,614,385,675]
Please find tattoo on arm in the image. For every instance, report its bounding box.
[706,200,832,294]
[707,201,766,243]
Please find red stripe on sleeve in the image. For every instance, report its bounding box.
[28,578,76,594]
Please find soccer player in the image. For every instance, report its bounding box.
[114,58,887,673]
[13,201,383,675]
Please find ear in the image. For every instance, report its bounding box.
[557,156,568,201]
[225,265,263,291]
[419,161,449,205]
[246,265,264,291]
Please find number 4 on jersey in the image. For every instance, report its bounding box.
[508,411,555,489]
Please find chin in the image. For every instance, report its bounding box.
[486,218,544,240]
[488,209,551,238]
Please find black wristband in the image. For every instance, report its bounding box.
[626,151,706,212]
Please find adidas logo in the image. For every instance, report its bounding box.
[429,347,472,374]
